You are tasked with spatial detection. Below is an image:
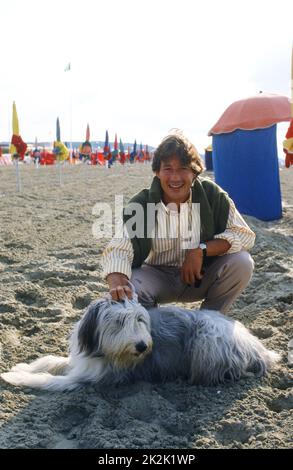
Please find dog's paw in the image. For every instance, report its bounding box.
[11,363,31,372]
[1,370,53,389]
[1,371,27,386]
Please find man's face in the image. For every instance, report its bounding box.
[156,156,194,206]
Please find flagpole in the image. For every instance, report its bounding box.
[64,62,72,162]
[69,71,73,163]
[291,43,293,117]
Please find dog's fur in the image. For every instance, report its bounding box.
[1,298,280,391]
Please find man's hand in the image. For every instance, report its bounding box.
[106,273,133,301]
[181,239,232,285]
[181,248,204,285]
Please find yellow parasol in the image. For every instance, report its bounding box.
[12,101,19,135]
[53,117,69,162]
[10,101,19,155]
[53,141,69,161]
[10,101,27,192]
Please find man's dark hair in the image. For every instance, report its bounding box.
[152,132,204,176]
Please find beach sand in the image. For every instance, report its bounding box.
[0,163,292,449]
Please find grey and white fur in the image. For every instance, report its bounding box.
[1,297,280,391]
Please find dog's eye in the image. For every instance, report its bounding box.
[138,318,145,323]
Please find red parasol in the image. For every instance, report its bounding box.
[208,93,291,136]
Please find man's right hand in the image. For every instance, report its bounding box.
[106,273,133,301]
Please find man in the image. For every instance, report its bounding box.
[102,133,255,313]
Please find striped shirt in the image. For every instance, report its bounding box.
[101,196,255,280]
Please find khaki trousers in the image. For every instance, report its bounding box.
[130,251,254,313]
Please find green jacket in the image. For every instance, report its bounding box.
[123,176,230,268]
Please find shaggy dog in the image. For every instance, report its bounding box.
[1,297,280,391]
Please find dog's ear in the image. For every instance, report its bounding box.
[78,301,102,356]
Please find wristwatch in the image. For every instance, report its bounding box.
[199,242,207,261]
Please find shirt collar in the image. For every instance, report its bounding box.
[159,189,192,214]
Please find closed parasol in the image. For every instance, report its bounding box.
[10,101,27,159]
[53,117,69,164]
[130,140,137,163]
[10,101,27,192]
[119,138,126,164]
[56,117,61,142]
[86,123,90,142]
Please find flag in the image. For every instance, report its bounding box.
[64,62,71,72]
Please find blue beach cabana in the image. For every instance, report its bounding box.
[204,144,213,171]
[208,93,291,221]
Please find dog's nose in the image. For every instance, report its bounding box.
[135,341,148,353]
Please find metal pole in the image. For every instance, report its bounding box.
[69,64,73,163]
[58,159,62,186]
[15,157,21,192]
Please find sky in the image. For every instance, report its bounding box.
[0,0,292,153]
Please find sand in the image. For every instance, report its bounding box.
[0,163,292,449]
